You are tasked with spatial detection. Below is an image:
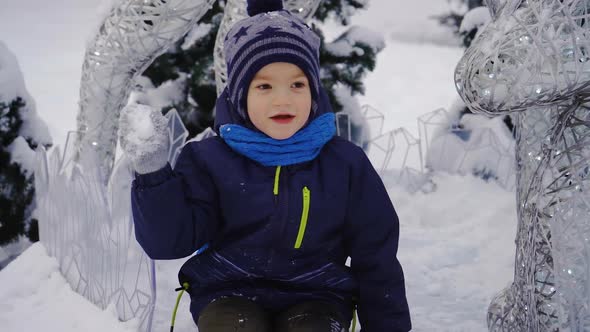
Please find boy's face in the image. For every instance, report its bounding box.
[247,62,312,140]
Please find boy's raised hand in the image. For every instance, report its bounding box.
[118,104,170,174]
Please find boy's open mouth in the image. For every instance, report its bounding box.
[270,114,295,123]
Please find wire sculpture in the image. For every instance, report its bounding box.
[35,109,188,332]
[455,0,590,330]
[74,0,215,183]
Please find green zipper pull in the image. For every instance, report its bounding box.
[273,166,281,202]
[294,186,311,249]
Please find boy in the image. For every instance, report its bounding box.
[119,0,411,331]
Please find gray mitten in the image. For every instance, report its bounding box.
[118,104,170,174]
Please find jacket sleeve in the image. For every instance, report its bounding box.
[344,148,411,332]
[131,142,219,260]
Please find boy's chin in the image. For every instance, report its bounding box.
[267,132,296,140]
[263,128,297,140]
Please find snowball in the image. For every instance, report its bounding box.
[124,106,157,146]
[119,103,169,162]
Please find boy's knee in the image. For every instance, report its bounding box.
[198,297,271,332]
[275,301,349,332]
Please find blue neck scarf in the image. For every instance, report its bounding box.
[219,113,336,166]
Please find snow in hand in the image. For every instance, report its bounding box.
[118,102,170,174]
[119,103,166,152]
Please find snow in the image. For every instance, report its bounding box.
[122,104,159,146]
[118,103,169,166]
[7,136,37,176]
[0,0,517,331]
[386,172,516,331]
[426,113,516,190]
[0,243,137,332]
[0,236,32,270]
[325,26,385,57]
[0,41,31,107]
[333,84,369,137]
[182,23,214,51]
[130,75,186,110]
[460,7,492,34]
[336,0,461,47]
[321,0,465,139]
[360,42,464,136]
[0,41,51,146]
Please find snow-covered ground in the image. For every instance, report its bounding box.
[0,0,516,331]
[0,244,137,332]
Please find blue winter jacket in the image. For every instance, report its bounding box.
[130,89,411,331]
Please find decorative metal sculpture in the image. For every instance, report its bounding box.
[74,0,215,182]
[35,146,157,332]
[35,110,189,332]
[213,0,248,96]
[213,0,322,95]
[455,0,590,330]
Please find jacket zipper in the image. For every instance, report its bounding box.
[273,166,281,203]
[268,166,285,269]
[294,186,310,249]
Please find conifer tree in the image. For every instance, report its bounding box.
[0,98,39,245]
[437,0,485,48]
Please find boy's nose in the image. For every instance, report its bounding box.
[272,88,292,106]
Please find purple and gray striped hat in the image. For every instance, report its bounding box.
[224,0,321,120]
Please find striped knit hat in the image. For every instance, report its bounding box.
[224,0,321,120]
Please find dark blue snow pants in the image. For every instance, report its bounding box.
[197,297,349,332]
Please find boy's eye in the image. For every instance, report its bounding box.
[292,81,306,89]
[256,84,272,90]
